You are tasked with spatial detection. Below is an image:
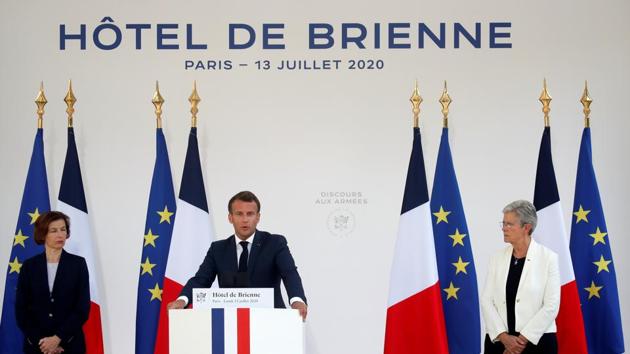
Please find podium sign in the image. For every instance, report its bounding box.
[169,308,304,354]
[193,288,274,309]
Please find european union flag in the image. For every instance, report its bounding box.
[569,127,624,354]
[0,128,51,354]
[430,127,481,354]
[135,128,176,354]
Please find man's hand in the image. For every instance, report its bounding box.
[498,332,526,354]
[167,299,186,310]
[291,301,308,321]
[38,335,61,354]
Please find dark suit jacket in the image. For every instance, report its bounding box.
[180,230,306,308]
[15,250,90,354]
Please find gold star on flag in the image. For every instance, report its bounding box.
[584,280,603,300]
[157,206,174,224]
[143,229,159,247]
[148,283,163,301]
[573,205,591,224]
[140,257,157,276]
[449,228,467,247]
[8,257,22,274]
[433,206,451,224]
[13,230,29,248]
[452,256,470,275]
[443,282,460,300]
[589,227,607,246]
[28,208,41,224]
[593,255,611,273]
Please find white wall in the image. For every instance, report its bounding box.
[1,0,629,353]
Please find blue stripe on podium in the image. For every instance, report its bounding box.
[212,308,225,354]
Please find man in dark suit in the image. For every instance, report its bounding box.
[167,191,307,319]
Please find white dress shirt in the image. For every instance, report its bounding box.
[47,262,59,293]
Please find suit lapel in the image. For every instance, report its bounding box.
[517,239,538,294]
[498,246,512,295]
[225,235,238,272]
[33,252,48,294]
[51,250,67,296]
[247,231,264,275]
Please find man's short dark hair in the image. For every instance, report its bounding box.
[34,211,70,245]
[228,191,261,213]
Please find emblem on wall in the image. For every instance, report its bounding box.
[327,208,356,238]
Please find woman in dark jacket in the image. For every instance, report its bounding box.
[16,211,90,354]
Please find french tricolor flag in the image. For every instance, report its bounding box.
[154,126,215,354]
[533,126,588,353]
[384,126,449,354]
[58,126,105,354]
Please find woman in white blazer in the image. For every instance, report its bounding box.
[481,200,560,354]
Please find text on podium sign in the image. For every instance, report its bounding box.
[192,288,274,309]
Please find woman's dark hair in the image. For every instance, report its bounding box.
[34,211,70,245]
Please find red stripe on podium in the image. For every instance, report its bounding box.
[237,308,250,354]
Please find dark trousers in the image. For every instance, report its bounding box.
[484,333,557,354]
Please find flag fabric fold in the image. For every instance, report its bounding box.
[569,127,624,354]
[135,128,176,354]
[154,127,214,354]
[430,127,480,353]
[533,126,588,354]
[58,126,105,354]
[0,128,51,354]
[384,127,449,354]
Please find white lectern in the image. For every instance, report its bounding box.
[169,308,304,354]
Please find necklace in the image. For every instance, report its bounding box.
[512,255,525,265]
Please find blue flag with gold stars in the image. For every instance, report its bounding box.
[430,127,481,353]
[0,128,50,354]
[135,128,176,354]
[569,127,624,354]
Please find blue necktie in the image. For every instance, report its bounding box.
[238,241,249,272]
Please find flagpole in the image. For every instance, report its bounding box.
[539,79,552,127]
[35,82,47,129]
[189,80,201,128]
[410,80,423,128]
[65,80,77,127]
[153,81,165,129]
[439,81,451,128]
[580,81,592,128]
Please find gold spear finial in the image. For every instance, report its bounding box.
[539,79,552,127]
[410,80,423,128]
[152,81,165,129]
[439,81,452,128]
[580,81,592,128]
[189,80,201,128]
[35,82,47,129]
[64,80,77,128]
